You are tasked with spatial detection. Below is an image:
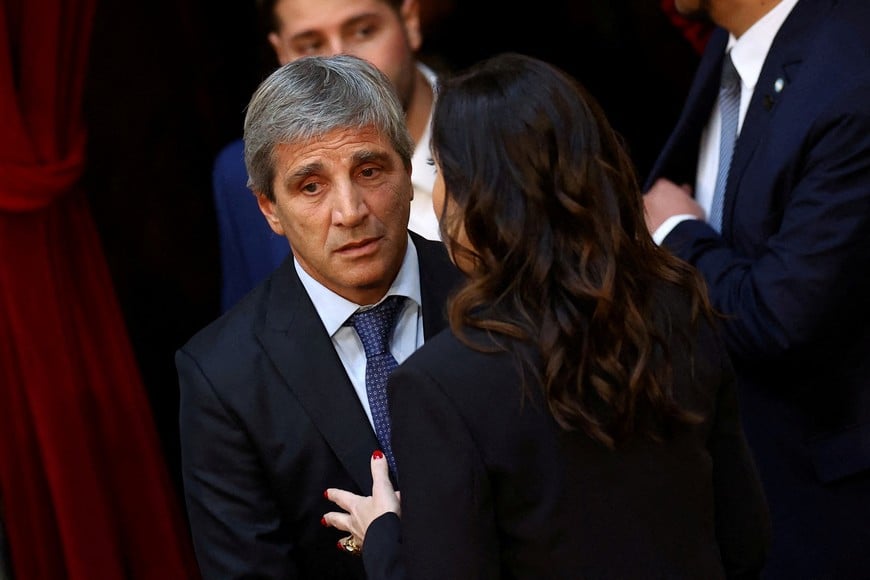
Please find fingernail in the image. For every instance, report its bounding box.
[323,489,329,499]
[320,517,327,527]
[336,540,343,551]
[372,449,384,460]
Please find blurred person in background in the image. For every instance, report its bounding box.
[643,0,870,577]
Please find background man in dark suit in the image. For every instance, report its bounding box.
[643,0,870,577]
[176,54,460,579]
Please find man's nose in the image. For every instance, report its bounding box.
[332,181,370,226]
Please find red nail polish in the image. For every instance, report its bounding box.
[320,517,327,527]
[336,540,343,551]
[372,449,384,460]
[323,490,329,499]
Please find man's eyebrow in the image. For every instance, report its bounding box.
[289,30,320,44]
[351,149,391,165]
[284,161,324,186]
[340,13,381,31]
[289,13,380,43]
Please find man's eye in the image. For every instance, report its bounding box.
[353,24,376,39]
[296,41,323,55]
[359,167,379,178]
[301,182,320,194]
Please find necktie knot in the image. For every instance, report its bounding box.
[348,295,405,358]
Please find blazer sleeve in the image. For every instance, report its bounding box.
[663,83,870,361]
[705,331,772,578]
[363,513,406,580]
[176,347,299,580]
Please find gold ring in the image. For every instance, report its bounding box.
[338,534,362,556]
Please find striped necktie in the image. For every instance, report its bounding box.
[709,51,741,232]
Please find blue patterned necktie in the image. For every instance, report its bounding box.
[709,51,741,232]
[347,295,404,477]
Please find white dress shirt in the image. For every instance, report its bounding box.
[295,235,424,428]
[408,62,441,241]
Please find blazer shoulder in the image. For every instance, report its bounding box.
[412,233,463,290]
[412,232,450,265]
[213,138,245,177]
[398,326,517,397]
[178,274,274,363]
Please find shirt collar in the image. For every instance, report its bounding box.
[727,0,799,92]
[294,234,422,337]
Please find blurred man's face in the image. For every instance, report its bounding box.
[268,0,421,109]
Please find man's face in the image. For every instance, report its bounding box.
[258,126,412,305]
[268,0,421,108]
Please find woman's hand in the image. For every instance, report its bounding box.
[323,449,401,549]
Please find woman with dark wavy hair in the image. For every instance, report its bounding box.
[324,52,770,580]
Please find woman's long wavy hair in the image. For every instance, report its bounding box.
[432,53,714,448]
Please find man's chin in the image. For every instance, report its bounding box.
[673,0,713,23]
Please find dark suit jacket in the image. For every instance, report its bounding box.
[365,282,770,580]
[644,1,870,577]
[212,139,290,313]
[176,234,461,579]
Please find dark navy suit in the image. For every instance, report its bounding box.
[212,139,289,313]
[645,1,870,577]
[177,235,461,579]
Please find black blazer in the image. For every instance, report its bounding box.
[365,282,770,580]
[644,1,870,577]
[176,233,461,579]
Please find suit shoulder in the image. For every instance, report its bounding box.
[412,234,449,262]
[831,0,870,51]
[178,278,269,362]
[212,138,246,187]
[214,138,245,168]
[400,326,516,389]
[412,234,463,285]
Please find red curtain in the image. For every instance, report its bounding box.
[0,0,200,577]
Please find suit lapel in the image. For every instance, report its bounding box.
[413,233,463,339]
[253,239,460,492]
[724,0,834,230]
[645,29,728,190]
[256,261,379,492]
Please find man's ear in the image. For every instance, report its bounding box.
[268,32,291,65]
[401,0,422,52]
[257,192,285,235]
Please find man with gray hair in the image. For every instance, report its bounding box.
[176,54,461,579]
[214,0,443,314]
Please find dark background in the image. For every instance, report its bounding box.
[83,0,704,495]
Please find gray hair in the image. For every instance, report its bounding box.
[243,54,414,201]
